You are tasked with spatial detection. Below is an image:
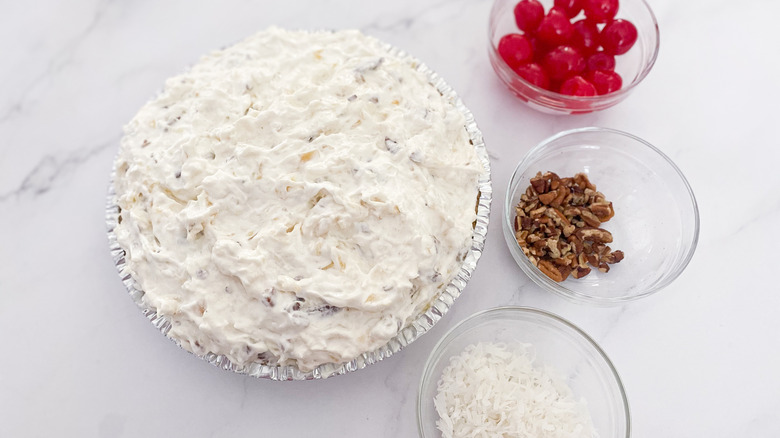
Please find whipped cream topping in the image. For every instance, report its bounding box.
[114,28,484,371]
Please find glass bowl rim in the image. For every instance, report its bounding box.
[503,127,700,304]
[416,305,631,438]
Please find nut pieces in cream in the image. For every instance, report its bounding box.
[114,28,484,371]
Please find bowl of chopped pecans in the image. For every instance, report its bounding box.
[503,127,699,304]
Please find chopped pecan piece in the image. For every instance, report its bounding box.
[579,209,602,227]
[538,259,569,282]
[590,201,614,222]
[530,175,548,194]
[574,173,596,190]
[538,191,558,205]
[549,186,569,208]
[576,227,613,244]
[530,206,547,217]
[602,250,625,264]
[546,239,561,258]
[572,266,592,279]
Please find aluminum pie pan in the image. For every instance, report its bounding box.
[106,38,492,381]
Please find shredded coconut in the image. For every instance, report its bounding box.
[434,342,598,438]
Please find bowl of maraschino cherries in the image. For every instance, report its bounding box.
[488,0,659,114]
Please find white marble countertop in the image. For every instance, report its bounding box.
[2,0,779,436]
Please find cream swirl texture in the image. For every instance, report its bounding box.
[114,28,483,371]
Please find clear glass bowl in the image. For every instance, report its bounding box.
[417,307,629,438]
[503,127,699,304]
[488,0,660,114]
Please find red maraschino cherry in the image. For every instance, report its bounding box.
[571,19,601,55]
[586,51,616,71]
[536,6,575,46]
[601,19,638,55]
[585,69,623,94]
[559,75,598,96]
[514,0,545,33]
[542,45,585,81]
[554,0,583,19]
[498,33,534,70]
[515,62,551,89]
[583,0,619,23]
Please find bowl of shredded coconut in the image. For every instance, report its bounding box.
[417,307,629,438]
